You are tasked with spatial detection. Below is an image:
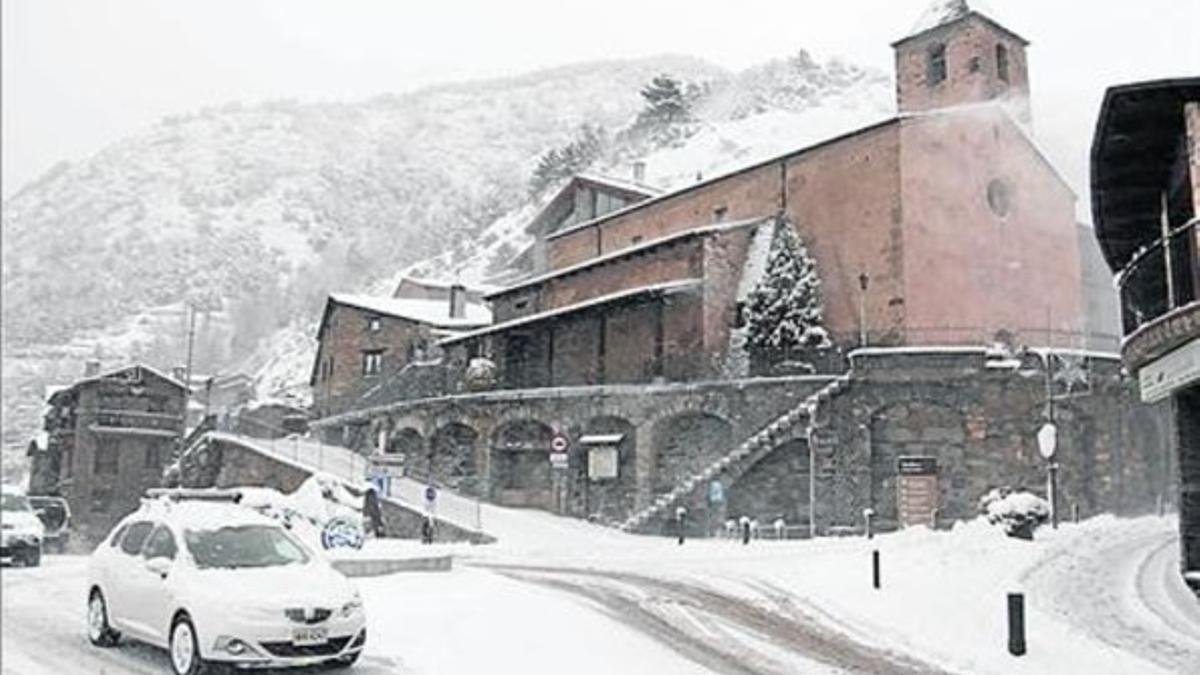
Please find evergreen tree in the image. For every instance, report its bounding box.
[743,221,830,359]
[637,75,690,126]
[528,124,608,195]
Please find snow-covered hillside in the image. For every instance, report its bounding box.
[1,49,891,471]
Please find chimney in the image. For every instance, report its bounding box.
[84,360,101,377]
[632,161,646,183]
[172,365,187,383]
[449,283,467,320]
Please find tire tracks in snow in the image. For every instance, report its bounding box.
[484,564,957,675]
[1019,527,1200,673]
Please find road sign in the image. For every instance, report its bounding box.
[896,456,938,528]
[897,456,938,476]
[1037,423,1057,460]
[425,484,437,504]
[550,452,569,469]
[708,480,725,504]
[551,433,569,452]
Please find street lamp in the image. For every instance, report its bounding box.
[858,272,870,347]
[1037,421,1058,529]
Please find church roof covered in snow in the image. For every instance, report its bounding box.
[895,0,1028,46]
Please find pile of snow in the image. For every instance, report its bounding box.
[980,487,1050,539]
[236,473,365,552]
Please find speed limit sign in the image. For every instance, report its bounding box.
[551,433,569,452]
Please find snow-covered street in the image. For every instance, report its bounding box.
[4,513,1197,674]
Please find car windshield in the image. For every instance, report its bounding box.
[1,493,31,512]
[184,524,310,569]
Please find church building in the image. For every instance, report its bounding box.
[444,1,1090,388]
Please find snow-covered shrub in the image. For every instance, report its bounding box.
[464,357,498,391]
[979,487,1049,540]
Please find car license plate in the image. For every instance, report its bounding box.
[292,627,328,645]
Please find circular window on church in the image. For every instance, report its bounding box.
[987,179,1012,217]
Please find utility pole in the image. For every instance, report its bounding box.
[177,304,197,460]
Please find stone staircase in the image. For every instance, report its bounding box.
[618,374,851,533]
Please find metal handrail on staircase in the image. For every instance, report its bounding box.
[618,373,850,532]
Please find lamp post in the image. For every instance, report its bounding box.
[858,272,870,347]
[1038,421,1058,529]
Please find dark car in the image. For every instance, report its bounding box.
[28,496,71,553]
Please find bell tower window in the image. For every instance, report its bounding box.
[996,44,1010,82]
[927,43,947,85]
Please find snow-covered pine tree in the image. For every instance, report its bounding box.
[742,220,831,369]
[638,75,690,125]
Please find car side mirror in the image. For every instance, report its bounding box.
[144,557,171,579]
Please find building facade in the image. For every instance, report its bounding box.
[33,364,186,547]
[1091,77,1200,595]
[311,285,491,417]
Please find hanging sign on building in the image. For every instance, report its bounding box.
[1140,337,1200,403]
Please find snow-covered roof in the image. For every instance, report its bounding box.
[56,364,190,397]
[896,0,1026,46]
[329,293,492,328]
[442,278,702,345]
[575,172,662,198]
[392,275,501,296]
[488,216,770,299]
[546,118,900,243]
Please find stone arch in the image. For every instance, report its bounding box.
[491,419,555,504]
[387,427,427,474]
[726,438,811,526]
[577,416,637,523]
[868,400,970,527]
[651,412,733,497]
[430,422,481,493]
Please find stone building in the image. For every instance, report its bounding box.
[446,1,1107,390]
[34,363,187,547]
[311,284,491,417]
[308,2,1164,537]
[1090,77,1200,594]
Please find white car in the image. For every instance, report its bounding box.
[1,485,45,567]
[86,489,366,674]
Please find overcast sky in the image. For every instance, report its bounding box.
[3,0,1198,205]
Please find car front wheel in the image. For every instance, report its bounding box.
[170,615,211,675]
[87,590,120,647]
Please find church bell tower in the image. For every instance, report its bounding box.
[892,0,1032,127]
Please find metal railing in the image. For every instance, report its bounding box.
[1118,217,1199,335]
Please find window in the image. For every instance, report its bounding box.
[143,445,161,470]
[968,56,982,73]
[361,350,384,376]
[109,523,129,548]
[713,206,728,223]
[987,179,1012,217]
[996,44,1009,82]
[367,316,382,333]
[94,439,118,475]
[142,525,177,560]
[927,43,947,85]
[118,521,154,555]
[631,235,644,245]
[513,299,529,311]
[733,301,747,328]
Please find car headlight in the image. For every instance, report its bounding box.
[340,592,363,618]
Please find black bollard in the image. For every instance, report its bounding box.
[676,507,687,546]
[872,549,880,589]
[1007,593,1026,656]
[741,518,751,545]
[1072,503,1080,524]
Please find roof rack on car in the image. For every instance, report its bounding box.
[145,488,243,504]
